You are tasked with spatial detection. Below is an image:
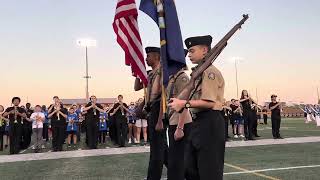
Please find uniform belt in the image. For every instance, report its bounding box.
[190,109,222,121]
[190,109,209,120]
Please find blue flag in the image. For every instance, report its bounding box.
[140,0,186,86]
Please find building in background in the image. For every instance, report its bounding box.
[61,98,117,108]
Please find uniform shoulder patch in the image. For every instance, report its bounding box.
[181,76,188,82]
[208,72,215,80]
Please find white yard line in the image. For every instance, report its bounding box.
[0,136,319,163]
[224,164,320,175]
[226,136,320,148]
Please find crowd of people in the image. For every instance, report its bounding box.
[301,104,320,126]
[0,95,149,154]
[222,92,284,141]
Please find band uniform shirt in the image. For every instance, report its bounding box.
[269,102,281,118]
[48,105,67,126]
[4,107,26,124]
[85,103,103,123]
[111,103,128,118]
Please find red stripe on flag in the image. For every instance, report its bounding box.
[113,0,147,86]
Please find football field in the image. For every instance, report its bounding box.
[0,118,319,180]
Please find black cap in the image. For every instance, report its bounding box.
[185,35,212,49]
[184,49,188,57]
[145,47,160,54]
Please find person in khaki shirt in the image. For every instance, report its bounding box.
[134,46,168,180]
[169,35,225,180]
[166,51,193,180]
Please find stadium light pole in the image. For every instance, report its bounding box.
[232,57,244,99]
[77,38,97,102]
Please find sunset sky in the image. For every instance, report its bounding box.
[0,0,319,107]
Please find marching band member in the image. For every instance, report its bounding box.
[48,96,68,152]
[30,105,45,152]
[66,107,79,148]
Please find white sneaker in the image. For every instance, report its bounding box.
[234,135,239,138]
[41,145,45,149]
[134,138,137,143]
[128,139,132,144]
[239,135,245,138]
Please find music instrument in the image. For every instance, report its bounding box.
[14,106,18,123]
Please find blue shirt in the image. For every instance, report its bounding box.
[99,112,108,131]
[42,110,49,124]
[127,106,136,120]
[66,113,79,132]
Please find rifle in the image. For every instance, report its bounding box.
[176,14,249,101]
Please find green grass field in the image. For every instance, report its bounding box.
[0,142,319,180]
[0,118,318,156]
[0,118,319,180]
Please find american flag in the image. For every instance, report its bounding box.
[113,0,148,86]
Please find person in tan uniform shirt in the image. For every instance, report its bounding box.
[169,35,225,180]
[166,51,192,180]
[134,46,168,180]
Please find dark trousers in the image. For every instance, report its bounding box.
[243,111,254,139]
[21,123,32,149]
[43,123,49,141]
[224,116,229,139]
[116,116,127,147]
[252,116,258,136]
[9,123,22,154]
[185,110,225,180]
[77,123,81,142]
[147,101,168,180]
[0,131,4,151]
[109,117,117,144]
[271,117,281,138]
[52,125,65,151]
[263,115,268,124]
[168,123,192,180]
[99,130,107,143]
[87,121,99,149]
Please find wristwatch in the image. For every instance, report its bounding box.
[185,101,191,109]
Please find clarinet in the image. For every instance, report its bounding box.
[70,117,74,131]
[93,103,97,116]
[120,103,124,116]
[54,104,60,120]
[14,106,18,123]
